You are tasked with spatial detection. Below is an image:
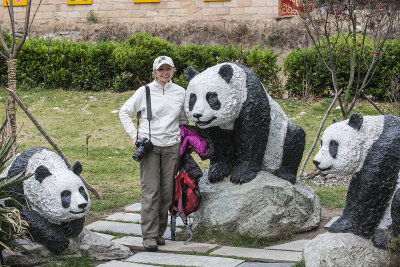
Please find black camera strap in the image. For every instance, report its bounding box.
[136,85,152,142]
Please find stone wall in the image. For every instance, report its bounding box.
[0,0,279,26]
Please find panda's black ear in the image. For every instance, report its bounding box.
[332,117,340,124]
[35,165,52,183]
[184,66,199,81]
[71,161,82,175]
[348,113,363,130]
[218,64,233,84]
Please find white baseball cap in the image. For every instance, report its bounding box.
[153,56,175,71]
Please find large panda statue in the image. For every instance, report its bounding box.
[184,63,306,184]
[1,147,90,253]
[313,113,400,247]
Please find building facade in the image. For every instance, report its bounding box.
[0,0,285,24]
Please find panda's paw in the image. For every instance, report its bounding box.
[208,161,231,183]
[329,216,356,233]
[230,162,258,184]
[372,228,390,248]
[273,168,297,184]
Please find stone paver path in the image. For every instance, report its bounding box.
[88,203,302,266]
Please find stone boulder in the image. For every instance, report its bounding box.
[303,232,389,266]
[2,228,132,266]
[193,170,320,239]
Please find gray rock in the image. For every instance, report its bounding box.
[2,239,80,266]
[194,170,320,239]
[303,232,389,267]
[2,228,132,266]
[72,228,132,261]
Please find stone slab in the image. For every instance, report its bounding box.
[124,203,142,212]
[238,263,295,267]
[324,216,340,228]
[211,246,302,263]
[86,221,180,239]
[113,236,217,253]
[266,239,310,252]
[86,221,142,235]
[97,260,158,267]
[106,213,141,223]
[125,252,244,267]
[106,212,185,227]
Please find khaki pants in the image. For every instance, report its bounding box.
[140,143,180,239]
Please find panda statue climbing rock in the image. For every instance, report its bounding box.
[0,147,90,253]
[184,62,306,184]
[313,113,400,248]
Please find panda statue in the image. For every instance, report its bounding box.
[313,113,400,247]
[184,62,306,184]
[0,147,90,253]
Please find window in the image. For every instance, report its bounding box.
[134,0,160,3]
[67,0,92,4]
[3,0,27,6]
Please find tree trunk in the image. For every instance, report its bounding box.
[6,58,17,150]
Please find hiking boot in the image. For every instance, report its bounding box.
[142,238,158,251]
[156,236,165,245]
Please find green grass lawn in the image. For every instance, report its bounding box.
[0,88,395,224]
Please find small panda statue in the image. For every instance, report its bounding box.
[313,113,400,247]
[184,62,306,184]
[1,147,90,253]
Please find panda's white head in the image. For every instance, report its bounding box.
[23,150,90,224]
[313,113,366,176]
[184,63,247,130]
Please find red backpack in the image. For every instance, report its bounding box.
[170,170,201,244]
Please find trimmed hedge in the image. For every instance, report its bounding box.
[0,32,281,93]
[283,34,400,100]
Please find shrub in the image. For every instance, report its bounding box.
[0,136,30,252]
[0,32,282,93]
[173,44,240,88]
[87,10,99,24]
[284,34,400,100]
[112,33,176,91]
[245,45,282,96]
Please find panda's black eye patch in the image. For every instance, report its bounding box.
[329,140,339,159]
[189,93,196,111]
[61,190,71,208]
[79,186,88,201]
[206,92,221,110]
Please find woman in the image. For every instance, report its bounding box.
[119,56,187,251]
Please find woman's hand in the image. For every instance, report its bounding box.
[132,136,141,149]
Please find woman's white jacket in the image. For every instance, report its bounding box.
[119,80,188,147]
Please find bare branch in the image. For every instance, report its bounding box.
[0,50,7,60]
[361,92,385,115]
[0,28,10,56]
[15,0,33,55]
[299,88,344,177]
[6,0,17,56]
[6,88,103,200]
[27,0,44,33]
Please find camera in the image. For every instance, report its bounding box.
[132,137,154,162]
